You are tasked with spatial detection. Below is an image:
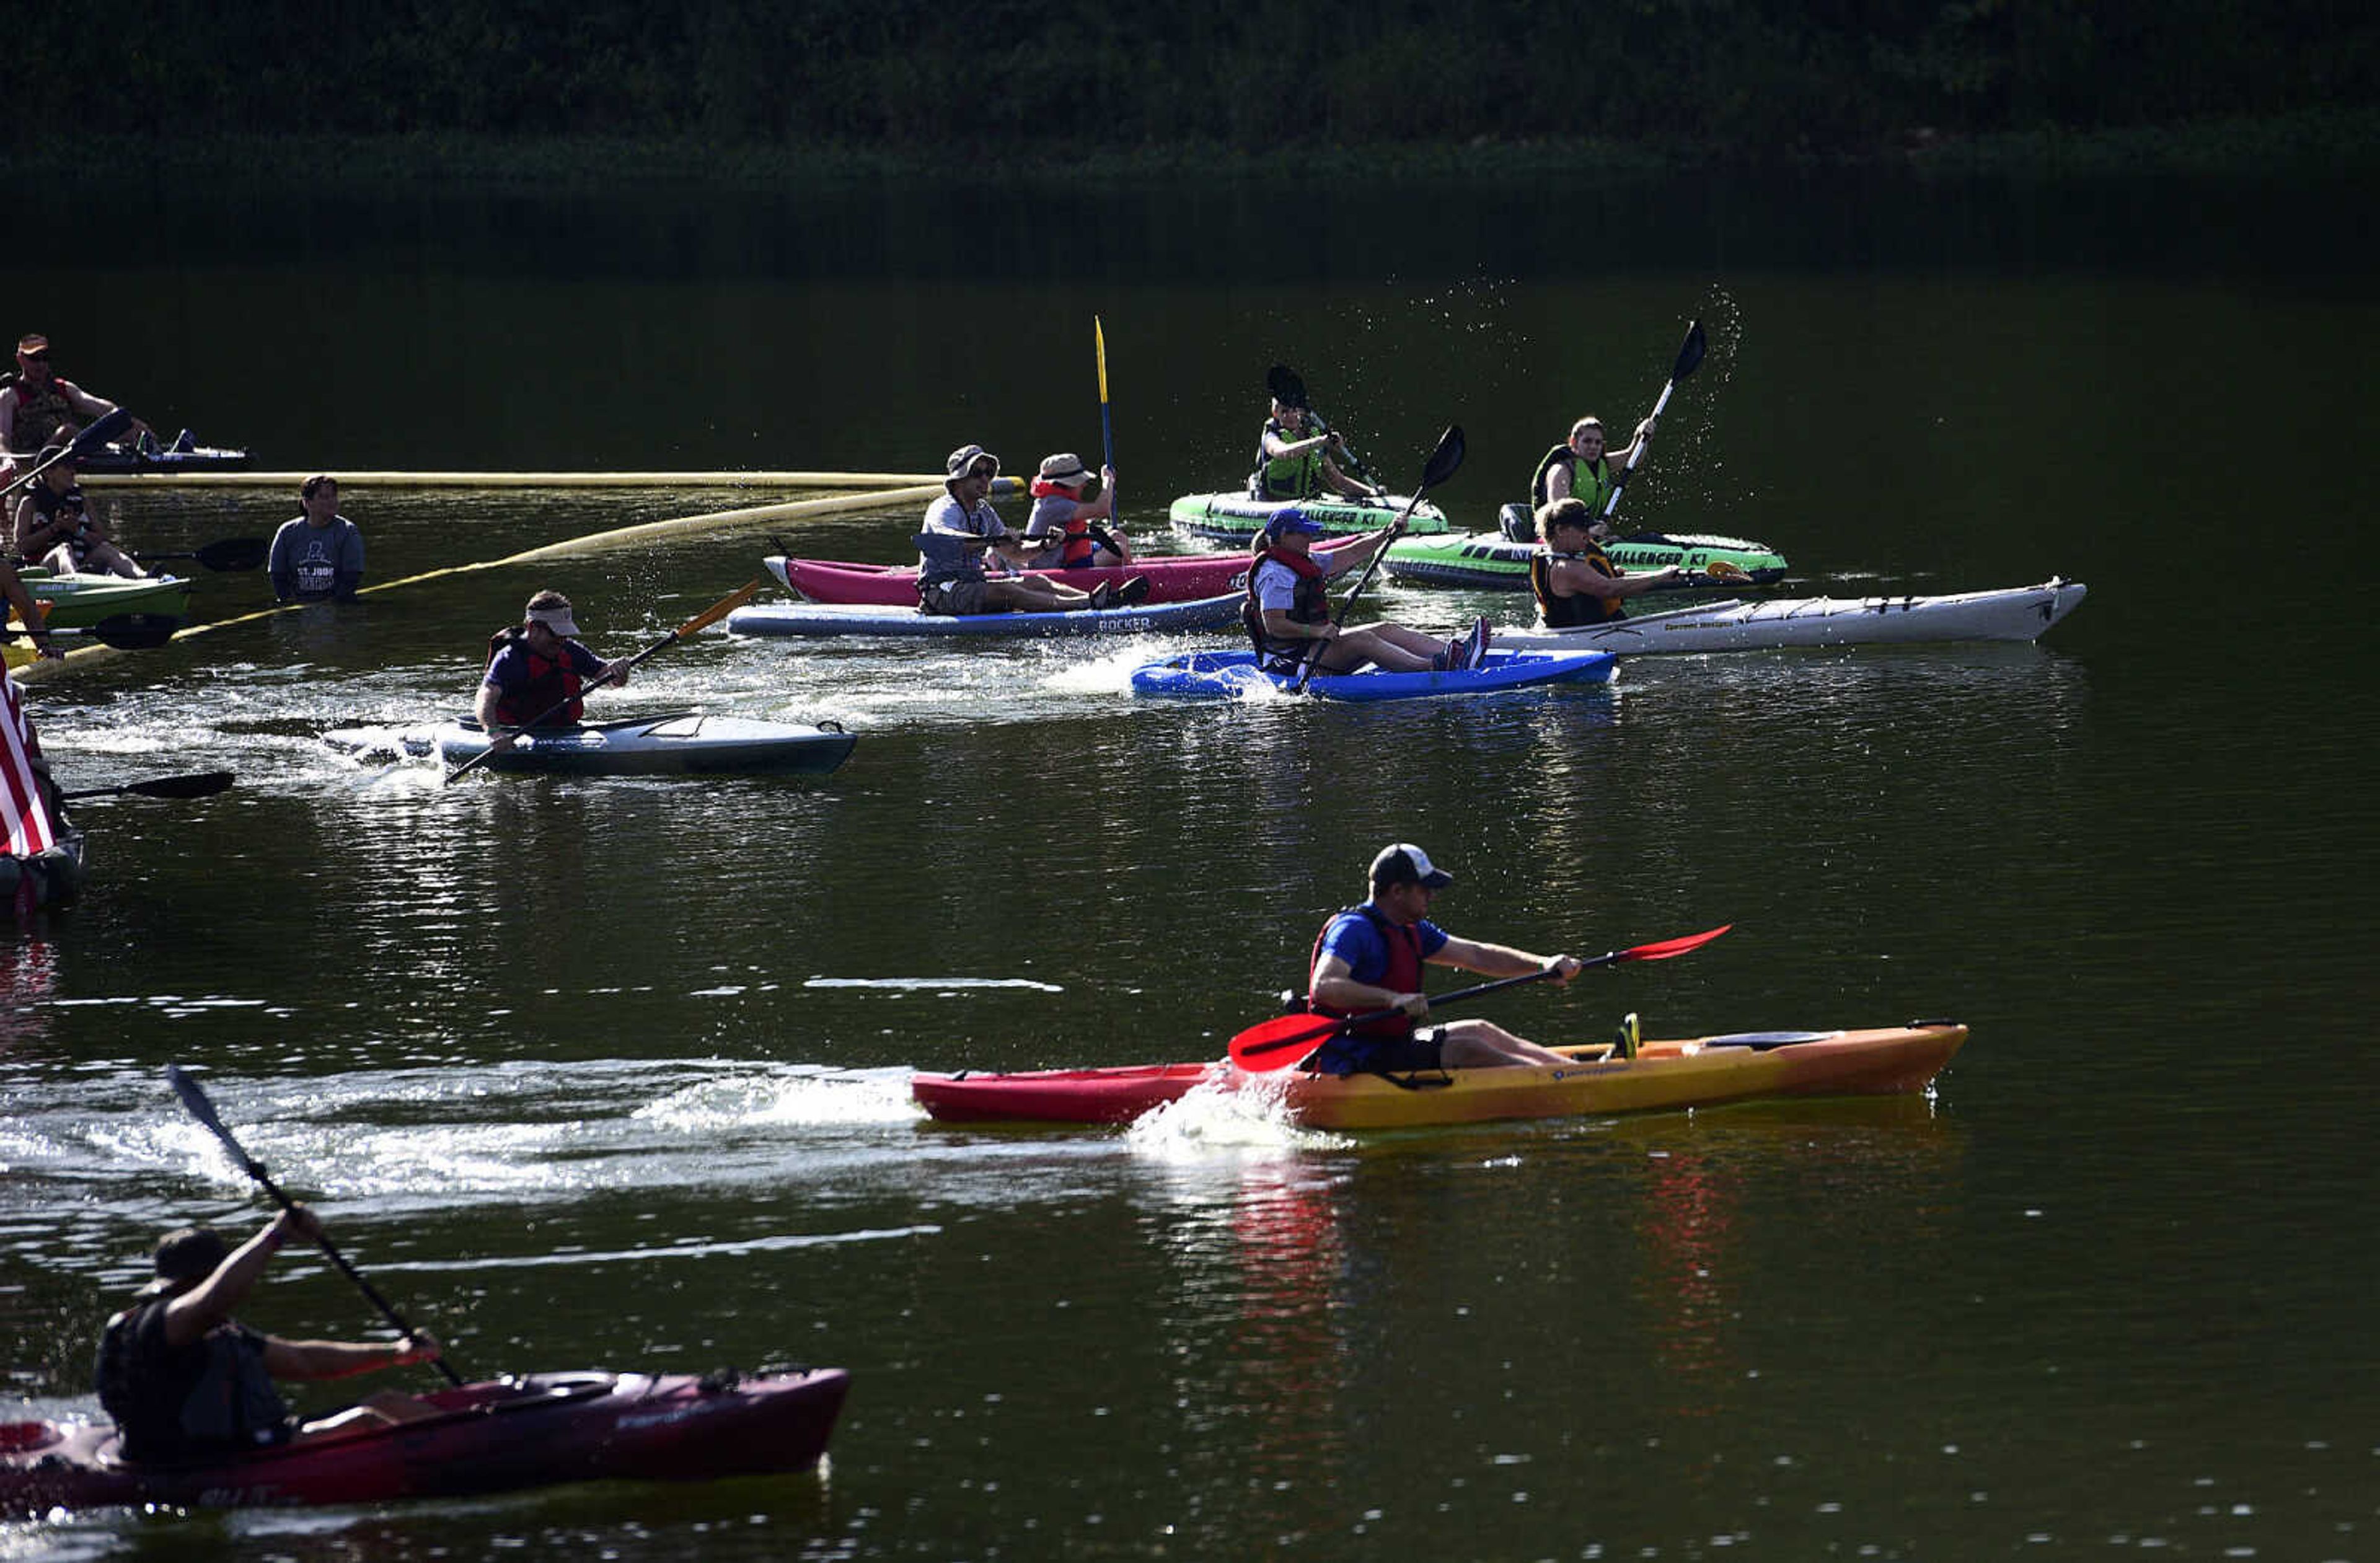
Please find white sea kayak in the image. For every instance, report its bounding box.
[433,713,857,776]
[1496,580,2086,655]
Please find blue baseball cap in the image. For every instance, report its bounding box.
[1265,506,1325,537]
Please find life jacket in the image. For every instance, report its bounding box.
[484,628,584,726]
[1242,545,1329,667]
[1251,418,1325,500]
[1530,545,1624,627]
[7,375,78,456]
[25,480,90,566]
[1307,904,1423,1040]
[95,1298,294,1461]
[1028,480,1101,566]
[1529,443,1617,512]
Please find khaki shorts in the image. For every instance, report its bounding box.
[920,579,998,617]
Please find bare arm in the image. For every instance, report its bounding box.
[1546,555,1681,601]
[1430,935,1578,983]
[160,1210,311,1347]
[261,1331,441,1383]
[1310,950,1424,1018]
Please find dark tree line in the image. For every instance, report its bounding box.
[33,0,2378,159]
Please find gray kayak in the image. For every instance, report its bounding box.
[433,713,857,777]
[725,592,1241,639]
[1495,580,2087,655]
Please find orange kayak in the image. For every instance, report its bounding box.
[912,1022,1968,1130]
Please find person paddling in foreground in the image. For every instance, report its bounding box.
[1303,843,1585,1075]
[916,444,1146,615]
[94,1207,443,1462]
[1021,452,1130,568]
[1246,506,1490,674]
[475,590,630,752]
[1531,498,1682,627]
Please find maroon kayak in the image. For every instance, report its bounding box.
[1,1366,847,1514]
[767,535,1365,607]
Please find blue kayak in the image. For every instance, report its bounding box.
[726,592,1241,639]
[1129,648,1618,702]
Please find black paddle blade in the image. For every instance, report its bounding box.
[78,614,183,650]
[192,537,268,571]
[1419,425,1466,491]
[1267,363,1308,409]
[129,770,236,800]
[1673,320,1708,382]
[165,1064,239,1147]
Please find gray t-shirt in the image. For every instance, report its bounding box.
[268,515,366,600]
[1023,493,1080,539]
[914,493,1007,589]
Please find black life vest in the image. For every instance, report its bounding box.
[485,628,584,726]
[1307,904,1424,1041]
[95,1298,294,1461]
[1530,546,1624,628]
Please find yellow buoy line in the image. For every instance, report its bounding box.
[79,469,992,492]
[13,478,986,680]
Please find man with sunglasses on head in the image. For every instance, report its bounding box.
[1301,843,1585,1078]
[0,334,151,459]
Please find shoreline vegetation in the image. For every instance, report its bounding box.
[24,0,2376,191]
[30,108,2380,194]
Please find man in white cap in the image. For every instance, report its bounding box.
[915,444,1142,615]
[474,589,630,749]
[1302,843,1585,1076]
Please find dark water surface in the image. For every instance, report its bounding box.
[3,169,2372,1559]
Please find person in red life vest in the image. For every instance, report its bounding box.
[1304,843,1587,1077]
[0,333,151,458]
[474,590,630,752]
[1020,453,1130,568]
[1530,499,1683,628]
[1244,506,1491,675]
[93,1207,443,1463]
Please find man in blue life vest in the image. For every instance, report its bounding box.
[475,589,630,751]
[1530,498,1682,627]
[94,1207,442,1463]
[1303,843,1586,1076]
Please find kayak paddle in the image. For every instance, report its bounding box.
[1095,315,1115,475]
[61,770,234,802]
[11,612,184,651]
[1601,319,1706,524]
[139,537,269,571]
[165,1065,464,1386]
[1267,362,1374,487]
[1228,923,1734,1072]
[2,407,131,496]
[1289,423,1465,695]
[444,578,761,785]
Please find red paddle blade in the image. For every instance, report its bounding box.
[1227,1012,1341,1072]
[1616,923,1732,962]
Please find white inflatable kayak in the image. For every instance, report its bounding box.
[1496,580,2086,655]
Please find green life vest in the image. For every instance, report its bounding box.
[1529,444,1616,513]
[1252,418,1326,500]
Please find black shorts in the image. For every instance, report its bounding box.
[1307,1029,1445,1077]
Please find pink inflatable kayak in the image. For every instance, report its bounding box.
[767,536,1364,607]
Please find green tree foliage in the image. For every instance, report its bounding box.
[22,0,2378,156]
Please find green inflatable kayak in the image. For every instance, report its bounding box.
[1383,506,1789,591]
[1168,491,1450,545]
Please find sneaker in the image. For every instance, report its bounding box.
[1114,575,1151,606]
[170,429,196,454]
[1461,616,1492,670]
[1088,583,1117,611]
[136,429,162,459]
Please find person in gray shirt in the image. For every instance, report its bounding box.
[916,445,1141,615]
[269,475,366,601]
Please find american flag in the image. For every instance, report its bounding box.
[0,672,56,857]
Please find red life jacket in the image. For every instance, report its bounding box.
[1242,544,1329,664]
[484,629,584,726]
[1307,904,1424,1040]
[1029,478,1101,566]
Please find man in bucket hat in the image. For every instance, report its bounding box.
[1300,843,1585,1077]
[915,444,1144,615]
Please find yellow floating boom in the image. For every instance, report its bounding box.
[79,470,998,491]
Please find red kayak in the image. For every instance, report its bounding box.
[912,1023,1967,1130]
[767,535,1365,607]
[1,1366,847,1514]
